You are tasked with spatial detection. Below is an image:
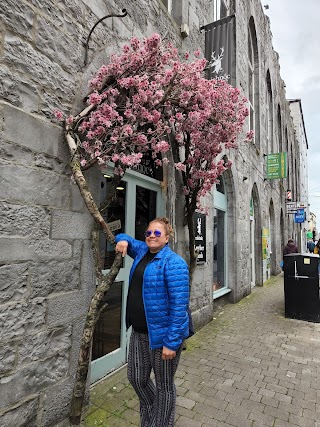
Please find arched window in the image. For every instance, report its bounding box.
[161,0,172,13]
[266,71,273,153]
[277,105,282,153]
[248,17,260,147]
[213,0,228,21]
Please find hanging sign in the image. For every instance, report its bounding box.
[286,202,297,214]
[194,212,206,264]
[266,152,287,179]
[294,209,305,223]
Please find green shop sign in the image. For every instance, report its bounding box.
[266,152,287,179]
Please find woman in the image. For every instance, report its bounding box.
[115,217,190,427]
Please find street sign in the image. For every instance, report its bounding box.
[294,208,305,223]
[286,201,297,214]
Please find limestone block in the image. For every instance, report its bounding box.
[82,0,113,21]
[33,153,67,174]
[0,140,34,165]
[68,317,86,377]
[41,379,73,427]
[35,15,82,72]
[0,237,72,263]
[0,396,39,427]
[39,90,74,122]
[29,259,80,298]
[0,161,70,208]
[46,290,91,327]
[0,66,40,111]
[0,0,34,40]
[0,202,50,238]
[0,342,16,374]
[70,181,86,211]
[0,263,28,304]
[80,240,96,292]
[4,35,75,98]
[1,101,63,157]
[55,0,86,23]
[51,210,93,240]
[0,300,46,341]
[0,354,68,410]
[18,326,72,367]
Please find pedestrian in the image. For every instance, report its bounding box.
[115,217,190,427]
[308,240,315,253]
[314,240,320,255]
[283,238,298,255]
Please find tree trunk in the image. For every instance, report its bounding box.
[65,131,124,424]
[69,241,122,425]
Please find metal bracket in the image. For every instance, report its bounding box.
[84,8,128,66]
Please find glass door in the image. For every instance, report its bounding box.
[213,177,228,298]
[90,170,164,384]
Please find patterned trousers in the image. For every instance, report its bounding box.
[127,330,182,427]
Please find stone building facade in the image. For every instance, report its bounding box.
[0,0,305,425]
[289,99,309,251]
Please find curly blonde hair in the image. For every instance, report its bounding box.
[148,217,174,238]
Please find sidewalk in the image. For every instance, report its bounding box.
[82,274,320,427]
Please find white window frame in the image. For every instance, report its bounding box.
[161,0,172,14]
[213,0,227,21]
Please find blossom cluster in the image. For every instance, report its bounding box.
[68,33,251,208]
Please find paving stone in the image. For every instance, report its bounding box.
[84,276,320,427]
[176,396,195,410]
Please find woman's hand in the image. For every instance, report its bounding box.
[162,346,176,360]
[115,241,128,257]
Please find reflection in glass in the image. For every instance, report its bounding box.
[99,177,126,269]
[216,178,225,194]
[92,281,123,360]
[213,208,225,292]
[135,186,157,240]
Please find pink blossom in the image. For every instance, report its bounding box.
[54,110,63,120]
[174,162,186,172]
[71,33,249,210]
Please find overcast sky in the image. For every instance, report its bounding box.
[262,0,320,227]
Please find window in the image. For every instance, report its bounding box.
[277,105,282,153]
[213,0,228,21]
[248,29,254,139]
[161,0,172,14]
[248,18,259,147]
[266,71,273,153]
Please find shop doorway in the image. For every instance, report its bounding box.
[90,169,164,384]
[250,198,256,288]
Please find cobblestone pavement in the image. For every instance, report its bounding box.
[82,274,320,426]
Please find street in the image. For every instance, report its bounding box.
[83,274,320,427]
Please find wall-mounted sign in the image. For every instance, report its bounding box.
[286,201,297,214]
[262,227,270,260]
[266,152,287,179]
[294,209,305,223]
[194,212,206,264]
[107,219,121,232]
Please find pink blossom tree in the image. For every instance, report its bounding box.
[61,33,251,424]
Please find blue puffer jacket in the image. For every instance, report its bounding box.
[115,233,190,351]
